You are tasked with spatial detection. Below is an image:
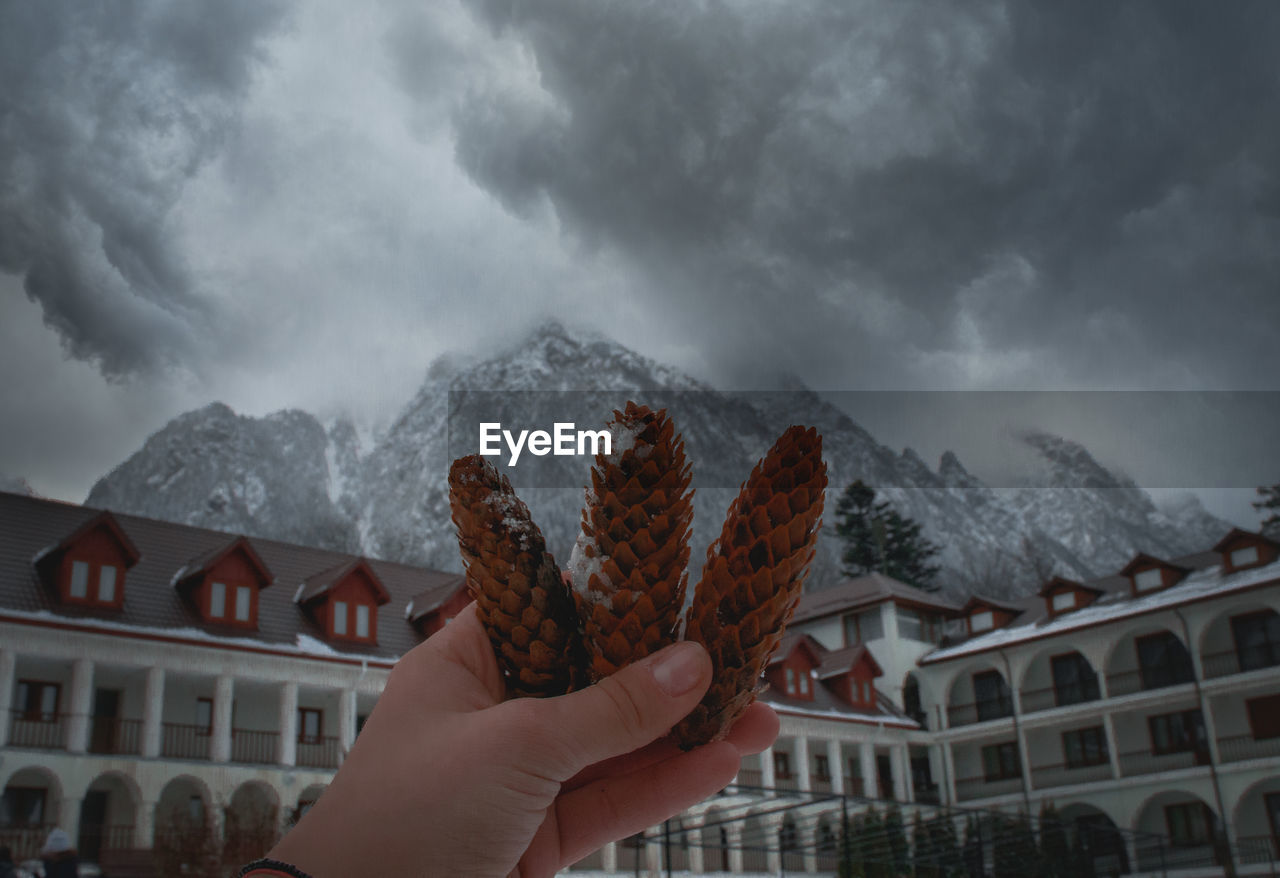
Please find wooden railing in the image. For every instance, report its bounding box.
[946,696,1013,727]
[297,735,341,769]
[88,716,143,755]
[953,774,1022,802]
[1217,733,1280,763]
[1029,760,1112,790]
[231,728,280,765]
[161,722,211,760]
[1105,667,1193,697]
[1201,644,1280,679]
[7,711,65,749]
[1118,747,1208,777]
[0,824,56,860]
[1018,680,1100,713]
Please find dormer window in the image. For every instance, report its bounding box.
[1134,568,1163,592]
[785,668,796,694]
[1122,554,1190,597]
[1051,591,1074,612]
[174,536,273,630]
[296,558,391,645]
[971,610,994,633]
[34,511,140,611]
[1213,528,1278,573]
[1231,545,1259,567]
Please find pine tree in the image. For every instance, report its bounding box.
[1255,482,1280,538]
[932,815,966,878]
[993,813,1040,878]
[912,811,937,878]
[884,805,910,876]
[834,479,941,590]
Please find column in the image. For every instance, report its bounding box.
[727,823,744,873]
[689,830,705,874]
[278,682,298,766]
[927,744,947,803]
[803,824,819,874]
[601,841,617,872]
[761,744,777,789]
[859,742,878,799]
[827,739,845,795]
[895,745,913,803]
[1015,730,1034,800]
[338,688,357,756]
[0,648,15,748]
[795,735,812,793]
[142,666,164,758]
[212,674,234,763]
[136,800,157,848]
[765,815,781,874]
[61,797,83,851]
[1101,713,1121,779]
[941,743,958,804]
[66,658,93,753]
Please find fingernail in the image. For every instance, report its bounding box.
[650,642,707,696]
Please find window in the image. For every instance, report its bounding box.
[298,708,323,743]
[898,608,923,641]
[981,742,1021,781]
[1051,653,1100,706]
[843,609,883,646]
[1148,709,1206,756]
[16,680,60,719]
[210,582,226,618]
[355,603,370,638]
[1230,545,1259,567]
[1,787,47,826]
[773,750,792,779]
[1231,611,1280,672]
[97,565,117,602]
[235,585,252,622]
[1165,803,1214,847]
[188,795,205,823]
[70,560,89,598]
[1062,726,1109,768]
[863,680,874,703]
[1246,694,1280,739]
[785,668,796,694]
[1051,591,1075,612]
[972,670,1013,721]
[815,753,830,780]
[333,601,348,636]
[1135,631,1194,689]
[798,670,809,696]
[196,697,213,734]
[1134,568,1164,592]
[970,610,994,633]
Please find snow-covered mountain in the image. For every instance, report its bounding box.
[85,322,1232,599]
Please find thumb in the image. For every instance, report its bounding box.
[536,641,712,777]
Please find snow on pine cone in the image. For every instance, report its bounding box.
[448,455,586,698]
[568,402,694,681]
[674,425,827,749]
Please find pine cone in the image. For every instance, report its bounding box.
[568,402,694,680]
[448,455,586,698]
[674,426,827,749]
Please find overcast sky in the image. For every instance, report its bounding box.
[2,1,1278,524]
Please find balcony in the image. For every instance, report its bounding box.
[1019,680,1100,714]
[161,722,211,760]
[914,782,942,805]
[1118,747,1209,778]
[774,772,799,791]
[1216,733,1280,763]
[1030,761,1113,790]
[88,717,143,755]
[810,773,832,793]
[947,696,1013,727]
[297,736,341,769]
[1201,644,1280,679]
[7,711,64,749]
[842,776,865,797]
[954,774,1022,802]
[1105,666,1193,697]
[231,728,280,765]
[0,824,56,861]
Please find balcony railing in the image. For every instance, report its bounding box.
[1118,747,1209,777]
[161,722,212,760]
[1029,760,1113,790]
[774,772,799,791]
[1201,644,1280,679]
[914,782,941,805]
[297,735,341,769]
[1237,835,1279,865]
[842,776,865,797]
[1018,681,1100,714]
[7,711,65,749]
[1105,667,1193,697]
[231,728,280,765]
[954,774,1022,802]
[810,774,832,793]
[1217,733,1280,763]
[0,824,56,861]
[79,823,136,851]
[946,696,1013,727]
[88,716,143,755]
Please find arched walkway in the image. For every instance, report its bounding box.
[0,767,63,860]
[1105,626,1193,696]
[739,813,769,872]
[287,783,327,828]
[152,775,217,876]
[1059,803,1130,876]
[224,781,281,867]
[780,815,803,872]
[1200,604,1280,678]
[1133,791,1222,873]
[946,662,1012,726]
[1019,647,1100,712]
[1233,776,1280,864]
[78,771,141,862]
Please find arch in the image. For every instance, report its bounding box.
[780,814,803,872]
[739,812,769,872]
[1057,802,1130,876]
[946,661,1012,726]
[903,671,927,726]
[1199,602,1280,678]
[79,771,142,861]
[1133,790,1221,873]
[224,781,281,866]
[1018,646,1101,712]
[1232,776,1280,857]
[815,812,839,871]
[287,783,328,827]
[1104,625,1194,696]
[0,767,64,861]
[699,807,730,874]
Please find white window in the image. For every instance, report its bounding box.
[1051,591,1075,612]
[70,560,89,598]
[971,610,994,633]
[333,601,348,635]
[97,565,116,602]
[234,585,252,622]
[355,604,370,638]
[1134,568,1163,592]
[210,582,226,618]
[1231,545,1259,567]
[798,671,809,695]
[785,667,796,694]
[897,608,923,641]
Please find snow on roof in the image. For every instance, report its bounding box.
[404,599,415,620]
[922,556,1280,664]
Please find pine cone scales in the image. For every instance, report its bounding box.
[448,455,585,698]
[569,403,693,680]
[674,425,827,749]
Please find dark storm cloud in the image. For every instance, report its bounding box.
[452,0,1280,389]
[0,0,288,376]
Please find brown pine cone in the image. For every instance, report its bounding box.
[568,402,694,681]
[448,455,586,698]
[674,426,827,749]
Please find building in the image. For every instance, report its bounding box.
[2,490,1278,875]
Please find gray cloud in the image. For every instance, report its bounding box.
[0,0,288,376]
[452,0,1280,389]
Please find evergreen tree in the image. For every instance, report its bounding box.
[912,811,937,878]
[1038,803,1071,878]
[961,817,985,878]
[1255,482,1280,538]
[840,811,866,878]
[834,480,941,590]
[931,815,966,878]
[993,813,1040,878]
[884,805,910,876]
[860,806,893,878]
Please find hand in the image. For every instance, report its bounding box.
[269,602,779,877]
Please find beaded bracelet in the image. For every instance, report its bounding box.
[238,857,314,878]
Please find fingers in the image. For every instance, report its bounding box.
[391,602,505,710]
[537,641,712,777]
[555,740,742,866]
